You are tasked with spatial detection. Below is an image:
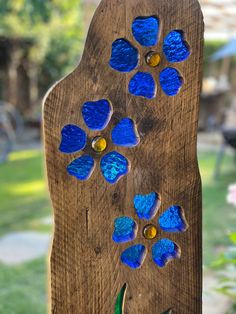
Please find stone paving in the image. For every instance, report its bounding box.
[0,231,51,265]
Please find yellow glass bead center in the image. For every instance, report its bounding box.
[92,136,107,153]
[146,52,161,67]
[143,224,157,240]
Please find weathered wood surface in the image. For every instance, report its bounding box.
[43,0,204,313]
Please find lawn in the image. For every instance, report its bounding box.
[0,149,51,313]
[0,258,47,314]
[0,148,235,313]
[200,151,236,265]
[0,150,51,235]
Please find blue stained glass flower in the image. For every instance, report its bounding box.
[109,16,190,99]
[109,39,139,72]
[112,217,137,243]
[100,151,129,184]
[59,124,87,154]
[129,72,156,99]
[159,205,188,232]
[163,30,190,62]
[152,238,180,268]
[111,118,140,147]
[159,67,183,96]
[132,16,159,47]
[120,244,146,269]
[82,99,112,131]
[59,99,139,184]
[134,192,161,220]
[67,155,94,180]
[113,194,187,269]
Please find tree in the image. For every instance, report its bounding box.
[0,0,84,94]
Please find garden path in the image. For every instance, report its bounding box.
[0,231,51,265]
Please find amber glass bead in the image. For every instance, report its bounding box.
[143,224,157,240]
[146,52,161,67]
[92,136,107,152]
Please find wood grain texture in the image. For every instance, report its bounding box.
[43,0,204,313]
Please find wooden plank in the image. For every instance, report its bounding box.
[43,0,204,313]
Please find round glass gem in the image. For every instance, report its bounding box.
[92,136,107,153]
[145,52,161,67]
[143,224,157,240]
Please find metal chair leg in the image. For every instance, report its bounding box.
[214,141,226,180]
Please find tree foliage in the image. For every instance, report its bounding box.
[0,0,84,90]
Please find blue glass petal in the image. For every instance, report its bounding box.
[134,192,161,220]
[59,124,86,154]
[132,16,159,47]
[112,217,137,243]
[67,155,94,180]
[159,205,188,232]
[82,99,112,131]
[111,118,140,147]
[121,244,146,269]
[159,67,183,96]
[152,239,180,268]
[109,39,139,72]
[100,151,129,184]
[129,72,156,99]
[163,30,190,62]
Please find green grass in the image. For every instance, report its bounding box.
[0,150,51,313]
[0,148,236,313]
[0,150,52,235]
[0,258,47,314]
[199,151,236,266]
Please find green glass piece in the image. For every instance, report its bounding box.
[114,283,127,314]
[161,309,173,314]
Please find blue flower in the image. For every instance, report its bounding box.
[112,192,188,269]
[109,16,190,99]
[59,99,140,184]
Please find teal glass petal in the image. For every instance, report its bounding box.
[159,205,188,232]
[163,30,190,62]
[82,99,112,131]
[109,39,139,72]
[121,244,146,269]
[129,72,156,99]
[100,151,129,184]
[112,217,137,243]
[134,192,161,220]
[67,155,94,180]
[132,16,159,47]
[59,124,86,154]
[111,118,140,147]
[160,67,183,96]
[152,238,180,267]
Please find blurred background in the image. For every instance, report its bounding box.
[0,0,236,313]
